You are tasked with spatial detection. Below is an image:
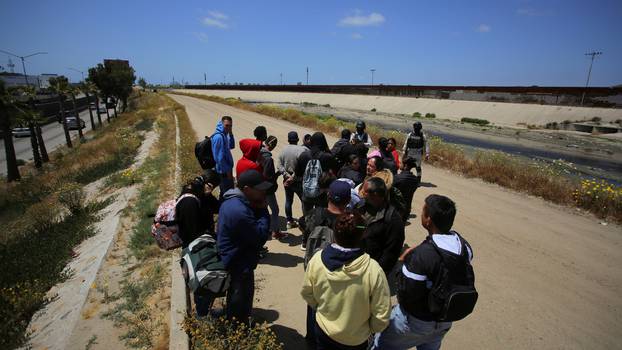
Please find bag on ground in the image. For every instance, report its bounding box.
[151,194,198,250]
[427,235,478,322]
[195,135,216,170]
[302,158,323,199]
[304,226,335,270]
[180,234,230,296]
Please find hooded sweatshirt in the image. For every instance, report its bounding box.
[294,132,337,180]
[301,244,391,346]
[259,147,278,194]
[236,139,262,178]
[217,188,270,273]
[211,121,235,174]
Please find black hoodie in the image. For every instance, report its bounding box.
[295,132,337,179]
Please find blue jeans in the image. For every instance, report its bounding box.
[284,181,302,221]
[219,173,234,201]
[226,270,255,322]
[372,305,452,350]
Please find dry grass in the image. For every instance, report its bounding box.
[169,91,622,224]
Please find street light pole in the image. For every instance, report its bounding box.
[68,67,85,82]
[580,51,602,106]
[0,49,48,88]
[370,69,376,86]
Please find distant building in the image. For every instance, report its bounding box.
[0,72,57,89]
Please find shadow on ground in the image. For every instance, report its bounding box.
[419,182,437,188]
[270,324,310,349]
[260,252,304,267]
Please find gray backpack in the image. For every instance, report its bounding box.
[180,234,230,296]
[303,158,323,199]
[304,226,335,270]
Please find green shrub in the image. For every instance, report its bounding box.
[461,117,490,126]
[183,316,283,349]
[371,108,377,112]
[425,113,436,119]
[57,182,86,214]
[413,112,422,118]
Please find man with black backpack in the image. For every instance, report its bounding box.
[372,194,477,350]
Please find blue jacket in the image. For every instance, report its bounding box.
[211,121,235,174]
[217,188,270,273]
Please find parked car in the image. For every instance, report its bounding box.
[65,116,86,130]
[12,127,32,138]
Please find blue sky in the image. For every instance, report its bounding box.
[1,0,621,86]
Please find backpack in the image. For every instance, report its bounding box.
[303,158,323,199]
[427,235,478,322]
[151,194,198,250]
[195,135,216,170]
[304,226,335,270]
[180,234,230,296]
[389,186,408,221]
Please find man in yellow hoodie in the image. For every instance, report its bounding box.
[301,213,391,349]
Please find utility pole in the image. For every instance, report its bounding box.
[280,73,283,85]
[370,69,376,86]
[204,72,207,86]
[306,67,309,85]
[0,49,47,87]
[581,51,602,106]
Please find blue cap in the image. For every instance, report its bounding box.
[288,131,299,142]
[329,180,352,204]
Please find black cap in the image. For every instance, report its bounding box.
[238,170,272,191]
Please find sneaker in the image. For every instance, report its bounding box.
[272,231,287,239]
[287,220,298,229]
[300,244,306,251]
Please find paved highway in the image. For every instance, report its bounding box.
[0,105,113,176]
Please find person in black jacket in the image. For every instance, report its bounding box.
[356,177,405,275]
[261,135,284,239]
[337,154,364,186]
[372,194,474,350]
[294,132,337,250]
[331,129,351,169]
[392,158,420,221]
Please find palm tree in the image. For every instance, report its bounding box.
[23,86,48,163]
[49,77,72,148]
[19,86,46,168]
[0,80,21,181]
[79,82,96,131]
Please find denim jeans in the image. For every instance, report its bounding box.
[284,181,303,221]
[372,305,451,350]
[194,290,215,317]
[225,270,255,322]
[218,173,234,201]
[266,193,280,232]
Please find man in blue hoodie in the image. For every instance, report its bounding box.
[211,116,235,199]
[217,169,271,322]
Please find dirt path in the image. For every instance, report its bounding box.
[169,94,622,350]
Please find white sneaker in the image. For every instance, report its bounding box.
[287,220,298,229]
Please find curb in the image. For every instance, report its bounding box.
[169,112,190,350]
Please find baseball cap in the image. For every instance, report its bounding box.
[329,180,352,204]
[288,131,299,142]
[238,170,272,191]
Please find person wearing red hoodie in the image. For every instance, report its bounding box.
[236,139,263,179]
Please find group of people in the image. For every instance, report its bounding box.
[174,115,475,350]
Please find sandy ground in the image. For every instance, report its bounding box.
[169,94,622,350]
[174,89,622,127]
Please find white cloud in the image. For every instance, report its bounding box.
[476,24,491,33]
[208,11,228,20]
[351,33,363,40]
[339,11,385,27]
[202,10,229,29]
[194,32,209,43]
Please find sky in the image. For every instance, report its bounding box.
[1,0,621,86]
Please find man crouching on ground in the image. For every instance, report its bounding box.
[218,170,271,322]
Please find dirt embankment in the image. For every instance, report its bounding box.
[170,93,622,350]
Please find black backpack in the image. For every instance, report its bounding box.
[195,135,216,170]
[427,235,478,322]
